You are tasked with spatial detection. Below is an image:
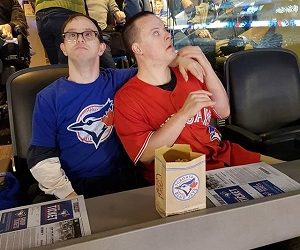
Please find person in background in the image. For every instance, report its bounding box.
[194,0,244,41]
[169,0,243,67]
[86,0,126,30]
[85,0,126,68]
[123,0,152,20]
[0,0,29,39]
[27,13,207,200]
[114,11,283,185]
[0,0,30,66]
[34,0,86,64]
[0,0,30,103]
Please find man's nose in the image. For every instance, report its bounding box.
[76,33,85,43]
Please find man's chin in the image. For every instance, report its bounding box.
[70,55,97,63]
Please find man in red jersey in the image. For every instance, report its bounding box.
[115,11,282,184]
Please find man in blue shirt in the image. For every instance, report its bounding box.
[27,13,206,199]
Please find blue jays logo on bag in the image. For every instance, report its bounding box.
[67,99,114,149]
[172,174,199,201]
[208,125,221,142]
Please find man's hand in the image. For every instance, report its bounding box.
[176,46,213,82]
[0,24,13,39]
[177,55,205,82]
[179,90,215,119]
[114,11,126,24]
[139,89,215,163]
[178,46,211,71]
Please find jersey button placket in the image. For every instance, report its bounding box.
[170,92,181,111]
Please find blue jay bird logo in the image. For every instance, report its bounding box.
[67,99,114,149]
[172,174,199,201]
[220,191,231,198]
[15,209,27,217]
[59,209,70,218]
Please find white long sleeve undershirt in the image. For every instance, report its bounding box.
[30,157,74,199]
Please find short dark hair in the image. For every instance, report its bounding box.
[61,13,104,43]
[122,11,155,58]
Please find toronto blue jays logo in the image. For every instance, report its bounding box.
[208,125,221,142]
[58,209,70,218]
[15,210,27,217]
[67,99,114,149]
[172,174,199,201]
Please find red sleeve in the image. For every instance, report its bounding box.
[115,89,154,164]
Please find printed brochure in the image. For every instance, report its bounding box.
[206,162,300,206]
[0,195,90,249]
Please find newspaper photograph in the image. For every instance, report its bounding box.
[0,195,91,249]
[206,162,300,206]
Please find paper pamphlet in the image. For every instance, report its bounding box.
[0,195,91,249]
[206,162,300,206]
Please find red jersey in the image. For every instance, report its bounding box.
[115,67,260,184]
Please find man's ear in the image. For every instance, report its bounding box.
[98,42,106,56]
[132,42,143,55]
[60,43,68,56]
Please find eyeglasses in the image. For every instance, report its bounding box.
[62,31,99,42]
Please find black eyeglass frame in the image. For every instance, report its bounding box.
[61,31,100,42]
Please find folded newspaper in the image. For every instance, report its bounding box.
[0,195,91,249]
[206,162,300,206]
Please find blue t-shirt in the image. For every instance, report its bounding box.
[31,68,137,181]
